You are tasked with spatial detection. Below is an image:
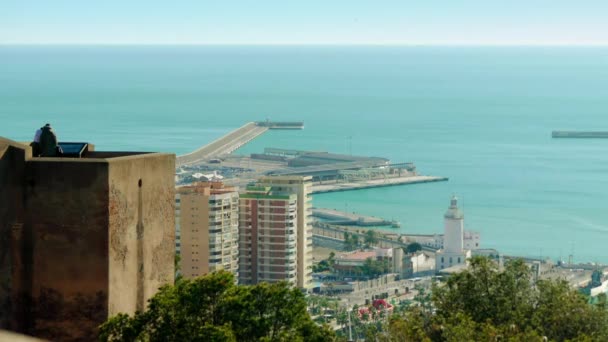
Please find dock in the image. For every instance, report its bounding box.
[312,175,448,194]
[552,131,608,139]
[312,207,395,226]
[176,121,304,167]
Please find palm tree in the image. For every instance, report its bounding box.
[364,230,378,247]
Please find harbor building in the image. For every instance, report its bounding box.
[176,182,239,279]
[435,196,471,271]
[238,185,298,286]
[0,137,175,341]
[463,230,481,250]
[256,176,313,289]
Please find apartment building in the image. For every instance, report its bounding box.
[177,182,239,279]
[239,176,313,289]
[238,185,298,285]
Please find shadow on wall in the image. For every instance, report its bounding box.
[32,288,107,341]
[0,142,25,329]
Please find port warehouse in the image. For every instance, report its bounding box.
[250,148,417,182]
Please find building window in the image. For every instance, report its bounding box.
[449,257,453,263]
[458,257,461,263]
[441,257,444,263]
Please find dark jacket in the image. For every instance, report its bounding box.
[39,126,58,157]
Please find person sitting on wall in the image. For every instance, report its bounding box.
[32,125,43,156]
[39,123,61,157]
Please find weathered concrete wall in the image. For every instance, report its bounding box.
[24,159,110,341]
[0,139,28,331]
[1,140,175,341]
[108,154,175,315]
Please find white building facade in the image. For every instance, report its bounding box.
[435,196,471,271]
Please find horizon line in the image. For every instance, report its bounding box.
[2,42,608,48]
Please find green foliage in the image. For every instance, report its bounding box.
[357,257,391,278]
[313,260,331,273]
[312,252,337,273]
[174,253,182,283]
[386,256,608,341]
[405,242,422,254]
[343,232,359,251]
[364,230,379,247]
[99,271,336,342]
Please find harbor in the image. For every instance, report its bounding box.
[175,121,448,194]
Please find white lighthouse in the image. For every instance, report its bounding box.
[436,196,471,271]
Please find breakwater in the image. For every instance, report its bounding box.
[312,176,448,194]
[176,121,305,167]
[552,131,608,139]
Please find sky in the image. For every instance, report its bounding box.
[1,1,608,45]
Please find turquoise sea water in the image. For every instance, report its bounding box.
[2,46,608,263]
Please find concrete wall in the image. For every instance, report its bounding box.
[0,139,29,330]
[1,138,175,341]
[108,154,175,315]
[23,159,111,341]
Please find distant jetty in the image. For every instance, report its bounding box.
[552,131,608,139]
[255,121,304,129]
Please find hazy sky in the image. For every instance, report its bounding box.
[2,1,608,45]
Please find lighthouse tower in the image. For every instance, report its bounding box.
[444,196,464,253]
[436,196,471,271]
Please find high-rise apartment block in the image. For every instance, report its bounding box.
[176,182,239,279]
[0,137,175,341]
[239,176,313,289]
[238,185,298,285]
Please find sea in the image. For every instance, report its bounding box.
[2,45,608,263]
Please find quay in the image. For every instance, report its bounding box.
[312,175,448,194]
[312,207,395,227]
[552,131,608,139]
[176,121,303,167]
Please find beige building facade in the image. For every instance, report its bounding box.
[177,182,239,279]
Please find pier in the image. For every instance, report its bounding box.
[176,121,303,167]
[552,131,608,139]
[256,121,304,129]
[312,175,448,194]
[312,208,395,226]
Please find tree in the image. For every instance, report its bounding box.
[343,232,354,251]
[99,271,336,342]
[405,242,422,254]
[174,253,182,283]
[343,232,360,251]
[386,256,608,341]
[328,252,336,268]
[358,257,391,278]
[364,230,379,247]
